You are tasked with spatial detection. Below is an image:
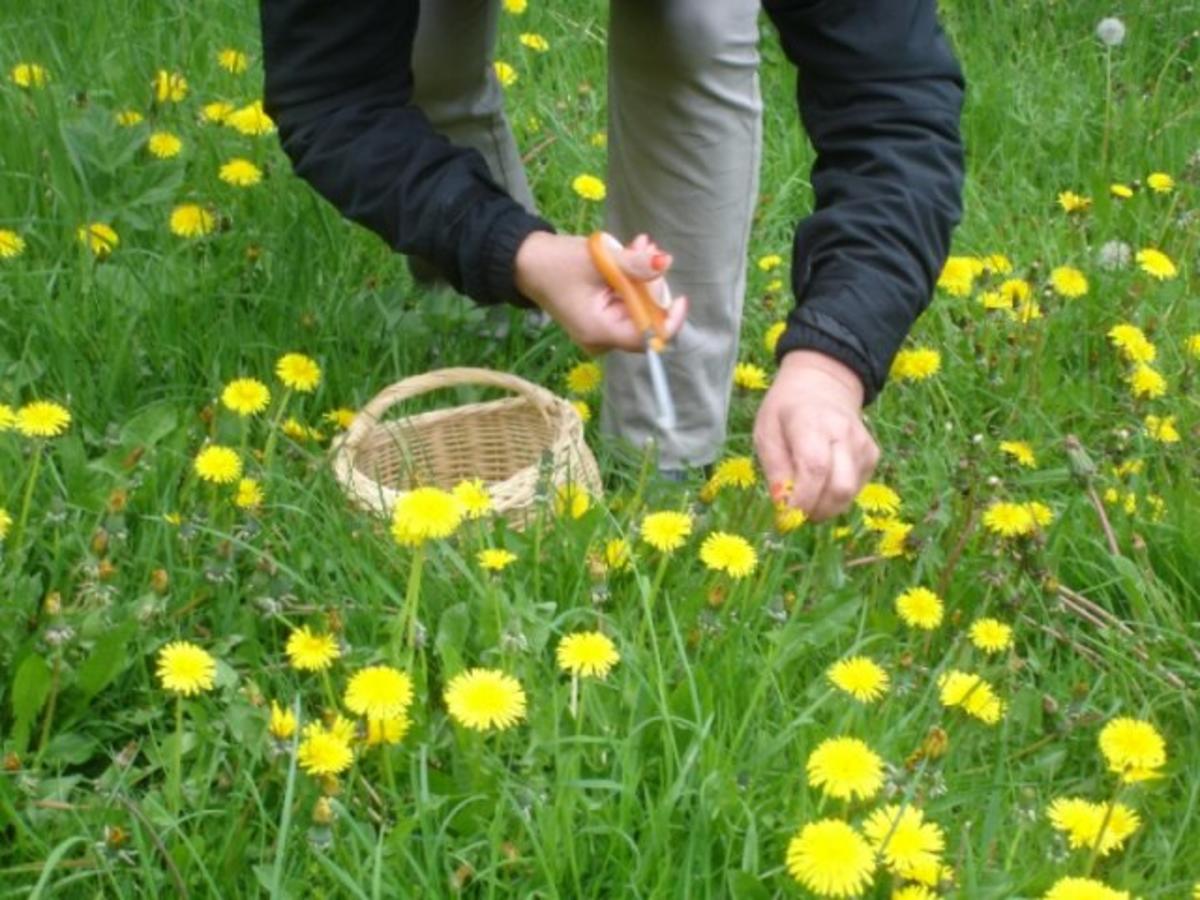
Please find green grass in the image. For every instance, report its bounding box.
[2,0,1198,896]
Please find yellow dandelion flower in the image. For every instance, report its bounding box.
[234,477,264,509]
[147,131,182,159]
[572,174,606,202]
[1042,877,1131,900]
[807,736,885,802]
[604,537,631,571]
[365,713,411,746]
[707,455,757,494]
[895,587,944,630]
[0,404,13,430]
[855,482,901,515]
[1146,172,1174,194]
[968,618,1013,654]
[10,63,49,88]
[877,519,914,559]
[891,348,941,382]
[444,668,526,732]
[785,818,875,897]
[0,229,26,259]
[565,361,602,395]
[982,501,1036,538]
[169,204,215,238]
[999,440,1037,467]
[225,100,275,136]
[775,501,808,533]
[219,158,263,187]
[275,352,321,391]
[937,255,980,296]
[0,509,11,541]
[502,0,527,13]
[1057,190,1091,213]
[1109,183,1133,199]
[268,700,297,740]
[733,362,768,391]
[1107,324,1156,363]
[1136,248,1176,280]
[1099,717,1166,782]
[519,33,549,52]
[193,444,241,483]
[764,320,787,354]
[999,278,1031,306]
[156,641,216,696]
[201,101,234,124]
[766,278,784,292]
[1184,333,1200,360]
[757,253,783,272]
[894,887,937,900]
[1048,797,1140,856]
[493,60,517,87]
[324,407,356,430]
[699,531,757,578]
[221,377,270,415]
[556,631,620,679]
[297,720,353,776]
[1012,297,1042,324]
[571,399,591,423]
[827,656,889,703]
[1127,363,1166,399]
[937,669,1005,724]
[115,109,145,126]
[153,69,188,103]
[555,482,591,519]
[981,253,1012,274]
[452,478,493,519]
[78,222,119,258]
[478,547,517,572]
[864,804,945,876]
[640,510,692,553]
[217,48,249,74]
[391,486,464,546]
[16,401,71,438]
[344,665,413,719]
[283,625,340,672]
[1050,266,1088,298]
[1144,414,1180,444]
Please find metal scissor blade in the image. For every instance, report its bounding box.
[645,346,676,432]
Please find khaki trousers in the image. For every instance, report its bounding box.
[413,1,762,469]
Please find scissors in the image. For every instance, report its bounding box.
[586,231,677,432]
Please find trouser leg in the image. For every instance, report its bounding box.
[411,0,537,214]
[602,0,763,470]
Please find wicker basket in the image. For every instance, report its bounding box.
[331,367,601,526]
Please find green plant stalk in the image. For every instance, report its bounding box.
[1084,777,1126,877]
[11,440,44,558]
[172,696,184,817]
[33,648,62,767]
[261,388,292,470]
[398,543,426,669]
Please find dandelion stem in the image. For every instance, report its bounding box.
[1084,778,1125,876]
[398,543,426,669]
[172,695,184,816]
[261,388,292,470]
[569,672,579,721]
[34,648,62,766]
[11,440,44,559]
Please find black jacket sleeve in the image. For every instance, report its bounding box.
[763,0,965,403]
[259,0,552,307]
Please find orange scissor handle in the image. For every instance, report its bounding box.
[587,232,670,348]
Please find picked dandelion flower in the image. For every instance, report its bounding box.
[554,482,591,519]
[221,377,270,415]
[895,587,943,630]
[444,668,526,732]
[78,222,119,258]
[452,478,493,519]
[785,818,875,898]
[1146,172,1174,194]
[268,700,297,740]
[170,204,216,238]
[863,804,945,875]
[565,361,602,395]
[1043,876,1130,900]
[365,713,411,746]
[276,352,321,391]
[764,320,787,354]
[855,482,900,515]
[733,362,768,391]
[1136,248,1177,281]
[493,60,517,87]
[1099,717,1166,782]
[1050,266,1088,298]
[1057,190,1092,213]
[640,510,693,553]
[219,158,263,187]
[297,719,354,776]
[1144,414,1180,444]
[225,100,275,136]
[10,63,49,88]
[999,440,1036,468]
[156,641,217,696]
[153,69,188,102]
[16,401,71,438]
[391,487,464,546]
[344,665,413,719]
[193,444,242,484]
[699,531,757,578]
[557,631,620,679]
[217,48,249,74]
[890,348,941,382]
[968,618,1013,654]
[806,736,885,802]
[828,656,889,703]
[572,173,606,202]
[234,477,264,509]
[147,131,182,159]
[284,625,340,672]
[0,229,26,259]
[478,547,517,572]
[937,669,1005,724]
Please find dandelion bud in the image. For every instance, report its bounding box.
[91,528,110,556]
[43,591,62,616]
[150,568,170,594]
[1095,16,1126,46]
[312,796,335,825]
[1063,434,1097,481]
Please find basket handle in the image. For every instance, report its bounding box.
[340,366,560,454]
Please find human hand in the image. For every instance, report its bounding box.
[753,350,880,522]
[514,231,688,354]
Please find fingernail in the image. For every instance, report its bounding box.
[651,253,670,271]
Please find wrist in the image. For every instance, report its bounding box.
[779,349,866,407]
[514,230,558,307]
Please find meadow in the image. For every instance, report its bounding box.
[1,0,1199,896]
